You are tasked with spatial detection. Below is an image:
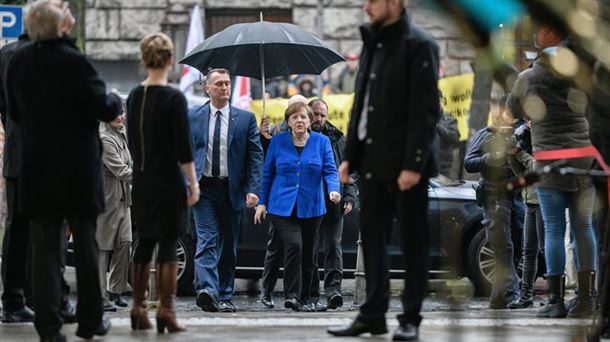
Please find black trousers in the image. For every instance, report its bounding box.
[311,215,344,300]
[270,214,322,302]
[29,215,102,337]
[261,221,282,296]
[357,178,430,327]
[1,177,30,311]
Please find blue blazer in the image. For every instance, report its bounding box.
[260,131,340,218]
[188,103,263,210]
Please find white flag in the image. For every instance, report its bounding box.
[180,5,204,94]
[231,76,252,111]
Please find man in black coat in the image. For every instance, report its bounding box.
[0,33,35,324]
[0,33,76,325]
[328,0,440,340]
[6,1,121,340]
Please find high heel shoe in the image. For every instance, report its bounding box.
[156,262,185,333]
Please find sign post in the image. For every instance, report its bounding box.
[0,5,23,47]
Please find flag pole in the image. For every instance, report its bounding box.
[259,12,267,119]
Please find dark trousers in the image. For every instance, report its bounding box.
[482,189,524,306]
[311,215,344,300]
[357,178,429,326]
[270,214,322,302]
[192,183,242,301]
[1,177,30,311]
[521,203,545,297]
[29,215,102,337]
[261,221,282,296]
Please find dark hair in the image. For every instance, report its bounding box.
[206,68,230,79]
[284,102,314,123]
[308,98,328,110]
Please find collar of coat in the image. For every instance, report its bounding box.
[319,121,343,141]
[360,9,409,48]
[33,35,77,49]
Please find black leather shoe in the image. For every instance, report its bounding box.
[109,293,128,308]
[260,295,274,308]
[1,306,35,323]
[327,318,388,337]
[59,300,77,324]
[327,294,343,310]
[75,317,111,339]
[284,298,301,311]
[218,301,237,312]
[39,332,67,342]
[507,297,533,309]
[196,290,219,312]
[393,323,419,341]
[313,302,327,312]
[103,302,118,312]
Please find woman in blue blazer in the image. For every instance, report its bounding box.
[255,102,341,311]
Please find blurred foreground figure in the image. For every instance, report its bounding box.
[508,23,598,319]
[328,0,440,340]
[6,0,122,340]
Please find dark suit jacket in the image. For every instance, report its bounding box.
[188,102,263,211]
[345,10,441,181]
[6,36,121,217]
[0,34,29,179]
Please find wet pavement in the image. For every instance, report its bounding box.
[1,293,606,342]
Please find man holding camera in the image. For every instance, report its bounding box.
[464,96,525,309]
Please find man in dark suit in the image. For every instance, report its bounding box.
[189,68,263,313]
[328,0,440,340]
[6,1,121,340]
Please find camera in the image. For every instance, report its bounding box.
[511,122,532,154]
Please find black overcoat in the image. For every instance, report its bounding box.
[6,37,121,217]
[345,11,441,181]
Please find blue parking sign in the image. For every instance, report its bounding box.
[0,5,23,39]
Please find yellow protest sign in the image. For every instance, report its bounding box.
[252,73,473,140]
[251,93,354,133]
[438,73,474,141]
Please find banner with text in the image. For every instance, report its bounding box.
[251,73,473,140]
[251,94,354,133]
[438,73,474,141]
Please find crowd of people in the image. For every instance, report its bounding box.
[1,0,609,342]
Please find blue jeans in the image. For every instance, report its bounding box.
[192,186,242,301]
[482,190,524,305]
[537,187,597,276]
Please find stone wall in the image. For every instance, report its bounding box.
[85,0,474,88]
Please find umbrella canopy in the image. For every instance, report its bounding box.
[179,21,345,79]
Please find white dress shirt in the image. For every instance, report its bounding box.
[204,103,229,177]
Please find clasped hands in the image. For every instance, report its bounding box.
[253,191,341,225]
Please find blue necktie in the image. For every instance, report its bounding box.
[212,110,222,177]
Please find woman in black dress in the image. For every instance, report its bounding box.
[126,32,199,333]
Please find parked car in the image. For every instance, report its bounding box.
[68,178,519,297]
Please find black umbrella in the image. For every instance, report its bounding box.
[179,16,345,116]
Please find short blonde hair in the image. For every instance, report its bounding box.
[284,102,314,123]
[25,0,63,42]
[139,32,174,69]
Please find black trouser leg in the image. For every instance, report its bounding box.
[521,204,544,298]
[29,216,64,337]
[396,178,430,326]
[358,181,394,323]
[273,216,302,301]
[319,215,343,298]
[1,177,30,311]
[261,222,282,296]
[299,217,321,303]
[68,216,103,332]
